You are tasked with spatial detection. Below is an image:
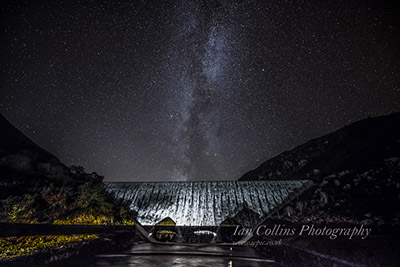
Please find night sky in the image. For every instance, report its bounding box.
[1,0,399,181]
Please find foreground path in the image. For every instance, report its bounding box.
[54,243,277,267]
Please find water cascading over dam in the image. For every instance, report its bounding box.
[104,180,312,227]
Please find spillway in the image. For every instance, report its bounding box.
[104,180,312,226]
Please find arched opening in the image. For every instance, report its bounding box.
[154,217,176,242]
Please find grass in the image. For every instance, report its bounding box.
[54,215,135,225]
[0,234,98,260]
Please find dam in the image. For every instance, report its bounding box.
[104,180,312,227]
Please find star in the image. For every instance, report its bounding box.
[0,0,398,181]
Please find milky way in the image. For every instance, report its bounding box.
[0,0,399,181]
[166,1,236,180]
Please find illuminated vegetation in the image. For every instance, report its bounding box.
[5,194,37,224]
[0,235,98,260]
[54,215,134,225]
[0,164,135,262]
[1,165,135,225]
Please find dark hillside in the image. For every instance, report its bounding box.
[240,112,400,224]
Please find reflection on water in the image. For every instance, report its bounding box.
[54,244,276,267]
[94,254,271,267]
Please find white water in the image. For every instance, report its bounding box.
[104,180,312,226]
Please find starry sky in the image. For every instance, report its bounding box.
[1,0,399,181]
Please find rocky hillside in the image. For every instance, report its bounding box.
[0,113,132,224]
[240,112,400,224]
[0,113,70,182]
